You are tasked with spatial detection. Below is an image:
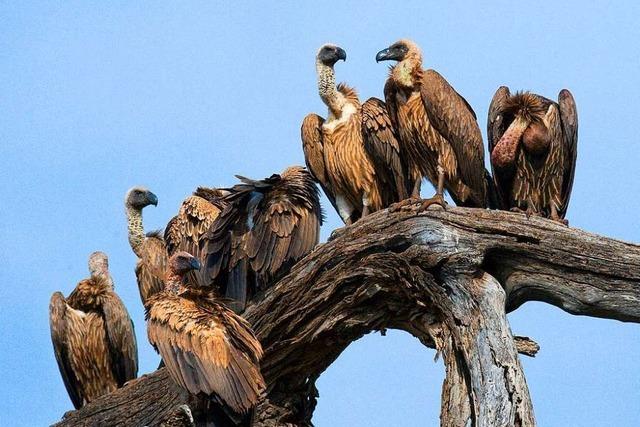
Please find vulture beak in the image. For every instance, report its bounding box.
[376,47,399,63]
[189,257,201,271]
[336,47,347,62]
[146,191,158,207]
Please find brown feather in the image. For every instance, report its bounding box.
[487,87,578,219]
[383,41,487,207]
[146,281,265,414]
[202,167,321,311]
[50,269,138,409]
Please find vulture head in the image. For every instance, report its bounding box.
[169,251,202,276]
[125,186,158,210]
[491,92,551,170]
[376,39,421,64]
[88,251,109,277]
[316,44,347,67]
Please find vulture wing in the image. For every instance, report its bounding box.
[146,292,265,414]
[166,195,223,285]
[361,97,409,204]
[557,89,578,217]
[420,70,487,206]
[244,176,321,286]
[100,290,138,385]
[49,292,84,409]
[301,113,339,213]
[135,231,167,304]
[383,78,401,132]
[487,86,512,209]
[202,187,253,311]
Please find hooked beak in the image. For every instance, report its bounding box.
[189,257,201,271]
[146,191,158,207]
[336,47,347,62]
[376,47,396,63]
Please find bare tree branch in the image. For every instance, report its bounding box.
[54,207,640,426]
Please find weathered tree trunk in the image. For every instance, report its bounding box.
[54,206,640,427]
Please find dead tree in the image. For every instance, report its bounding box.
[54,206,640,426]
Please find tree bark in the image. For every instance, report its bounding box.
[54,206,640,427]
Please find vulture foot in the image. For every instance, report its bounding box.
[549,204,569,226]
[329,226,348,241]
[389,197,422,212]
[418,194,447,212]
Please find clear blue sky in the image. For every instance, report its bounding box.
[1,1,639,426]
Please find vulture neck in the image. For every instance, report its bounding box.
[491,116,529,169]
[165,273,187,295]
[392,56,422,89]
[316,60,346,118]
[126,205,145,258]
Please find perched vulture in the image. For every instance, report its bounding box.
[301,44,408,224]
[125,186,167,305]
[488,87,578,223]
[376,39,488,208]
[165,188,228,286]
[49,252,138,409]
[145,251,265,416]
[202,166,322,312]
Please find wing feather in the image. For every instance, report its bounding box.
[49,292,84,409]
[100,291,138,385]
[557,89,578,217]
[146,293,265,414]
[301,113,339,214]
[361,97,409,204]
[420,70,487,206]
[135,234,167,304]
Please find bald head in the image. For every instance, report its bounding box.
[125,186,158,210]
[169,251,202,276]
[88,251,109,277]
[316,44,347,67]
[376,39,422,63]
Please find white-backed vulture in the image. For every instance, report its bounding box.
[49,251,138,409]
[488,87,578,223]
[302,44,408,225]
[202,166,322,312]
[125,186,167,305]
[376,39,489,209]
[145,251,265,416]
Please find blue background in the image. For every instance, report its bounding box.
[1,1,638,425]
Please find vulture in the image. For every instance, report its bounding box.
[125,186,167,305]
[488,87,578,223]
[202,166,322,312]
[376,39,488,209]
[145,251,265,417]
[165,187,228,287]
[49,251,138,409]
[301,44,408,224]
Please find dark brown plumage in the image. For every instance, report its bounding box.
[202,166,322,312]
[376,39,488,208]
[488,87,578,222]
[165,188,228,286]
[145,251,265,415]
[49,252,138,409]
[302,44,408,224]
[125,186,167,305]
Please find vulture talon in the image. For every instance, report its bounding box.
[390,197,421,212]
[418,194,447,212]
[329,227,347,241]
